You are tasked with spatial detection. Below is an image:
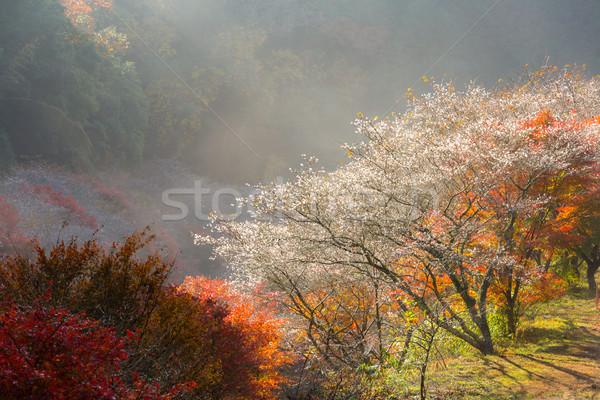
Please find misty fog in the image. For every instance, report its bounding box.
[1,0,599,277]
[146,0,600,182]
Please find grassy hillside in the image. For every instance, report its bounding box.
[414,289,600,399]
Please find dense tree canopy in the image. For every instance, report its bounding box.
[0,0,147,170]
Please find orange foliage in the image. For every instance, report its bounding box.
[61,0,128,56]
[403,109,600,334]
[520,272,567,307]
[61,0,112,32]
[173,277,291,399]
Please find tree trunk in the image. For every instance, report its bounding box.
[505,301,517,337]
[419,324,438,400]
[586,262,599,299]
[503,279,520,337]
[478,331,495,356]
[579,245,600,298]
[397,326,414,368]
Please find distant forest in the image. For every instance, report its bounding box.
[2,0,600,180]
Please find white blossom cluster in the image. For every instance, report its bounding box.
[200,67,600,356]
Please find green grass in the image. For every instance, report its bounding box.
[385,287,600,399]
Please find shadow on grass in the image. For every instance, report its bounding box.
[531,324,600,360]
[431,293,600,399]
[515,353,597,383]
[518,326,567,343]
[495,355,547,381]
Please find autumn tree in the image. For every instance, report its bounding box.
[0,230,290,398]
[0,229,171,334]
[205,66,600,356]
[483,107,600,333]
[112,276,290,399]
[544,167,600,297]
[176,277,290,399]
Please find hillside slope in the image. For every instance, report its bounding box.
[425,291,600,399]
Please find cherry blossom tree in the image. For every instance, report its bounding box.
[204,66,600,355]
